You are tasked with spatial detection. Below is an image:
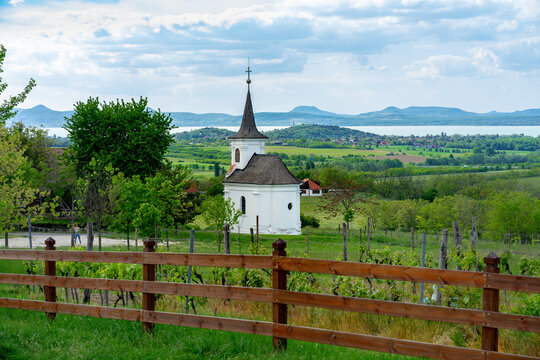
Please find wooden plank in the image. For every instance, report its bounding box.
[0,250,143,264]
[0,273,142,293]
[142,310,273,336]
[145,282,272,302]
[0,297,142,322]
[273,324,537,360]
[0,274,272,303]
[273,289,540,333]
[487,273,540,294]
[278,257,488,287]
[142,253,273,269]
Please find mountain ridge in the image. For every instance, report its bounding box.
[10,104,540,127]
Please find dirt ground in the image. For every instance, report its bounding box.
[4,232,127,249]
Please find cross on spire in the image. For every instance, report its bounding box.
[246,58,252,90]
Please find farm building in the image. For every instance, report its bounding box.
[300,178,322,196]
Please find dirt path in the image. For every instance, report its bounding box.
[4,232,127,249]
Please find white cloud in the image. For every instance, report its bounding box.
[9,0,24,6]
[0,0,539,113]
[404,55,477,79]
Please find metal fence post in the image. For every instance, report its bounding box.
[44,237,56,320]
[272,239,287,351]
[143,238,156,333]
[482,252,500,352]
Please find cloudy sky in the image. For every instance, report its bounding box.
[1,0,539,114]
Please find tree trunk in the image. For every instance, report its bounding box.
[126,225,130,251]
[70,219,75,247]
[87,222,94,251]
[4,232,8,248]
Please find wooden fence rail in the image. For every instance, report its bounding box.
[0,237,539,360]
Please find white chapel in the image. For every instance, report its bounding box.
[223,68,302,235]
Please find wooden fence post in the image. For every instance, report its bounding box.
[342,222,348,261]
[250,228,254,244]
[272,239,287,351]
[224,224,230,254]
[143,238,156,333]
[44,237,57,321]
[482,252,500,352]
[4,231,8,248]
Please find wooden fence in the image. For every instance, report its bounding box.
[0,237,539,360]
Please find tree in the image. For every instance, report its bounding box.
[201,195,241,252]
[64,97,174,178]
[0,45,36,125]
[319,167,371,230]
[81,159,116,248]
[133,203,161,239]
[0,127,40,244]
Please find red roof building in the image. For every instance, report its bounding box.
[300,179,322,196]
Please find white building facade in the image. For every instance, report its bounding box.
[223,71,301,235]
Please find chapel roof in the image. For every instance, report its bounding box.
[223,154,302,185]
[228,68,267,139]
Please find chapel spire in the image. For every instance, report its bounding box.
[228,65,268,139]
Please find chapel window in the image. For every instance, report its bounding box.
[235,148,240,163]
[241,196,246,214]
[288,202,293,210]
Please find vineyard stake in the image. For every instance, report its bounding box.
[272,239,287,351]
[143,238,156,333]
[419,232,426,303]
[224,224,230,255]
[185,229,195,314]
[342,223,348,261]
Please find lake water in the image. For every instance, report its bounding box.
[45,125,540,138]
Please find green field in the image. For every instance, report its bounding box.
[0,308,415,360]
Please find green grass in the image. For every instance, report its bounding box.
[0,308,416,360]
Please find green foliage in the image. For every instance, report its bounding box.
[0,45,36,125]
[133,203,161,238]
[0,127,42,234]
[300,214,320,228]
[64,97,174,178]
[518,257,539,276]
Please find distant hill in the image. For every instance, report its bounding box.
[265,124,376,140]
[11,105,540,127]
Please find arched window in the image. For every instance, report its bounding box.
[288,202,293,210]
[235,148,240,163]
[241,196,246,214]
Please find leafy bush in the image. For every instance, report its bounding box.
[300,214,320,228]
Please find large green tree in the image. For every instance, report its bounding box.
[0,45,36,125]
[64,97,174,178]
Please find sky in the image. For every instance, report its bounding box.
[1,0,539,114]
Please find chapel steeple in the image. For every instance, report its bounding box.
[228,65,268,140]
